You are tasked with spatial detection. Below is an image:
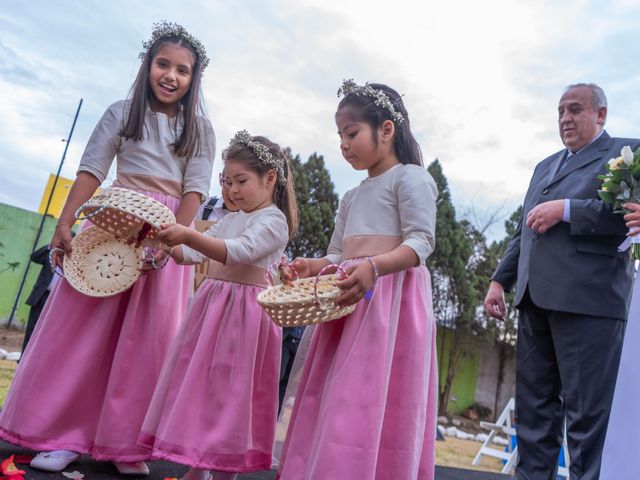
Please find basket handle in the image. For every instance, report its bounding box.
[265,256,299,286]
[74,189,112,221]
[313,263,348,307]
[74,202,108,222]
[48,248,65,277]
[142,240,170,271]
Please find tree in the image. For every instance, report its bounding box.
[475,206,521,419]
[427,159,481,414]
[286,152,339,259]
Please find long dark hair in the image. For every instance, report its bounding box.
[337,83,422,166]
[119,37,208,159]
[223,137,299,239]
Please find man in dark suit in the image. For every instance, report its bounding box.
[22,245,56,353]
[484,83,640,480]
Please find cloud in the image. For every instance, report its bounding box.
[2,0,640,242]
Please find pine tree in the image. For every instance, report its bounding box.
[427,159,480,414]
[286,152,339,259]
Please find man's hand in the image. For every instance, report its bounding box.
[526,200,564,233]
[484,280,506,320]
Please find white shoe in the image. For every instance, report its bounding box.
[30,450,80,472]
[113,461,150,476]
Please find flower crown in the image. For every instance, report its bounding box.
[229,130,287,186]
[337,79,404,125]
[139,20,210,71]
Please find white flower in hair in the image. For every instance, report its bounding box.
[337,79,405,125]
[229,130,287,186]
[139,20,210,71]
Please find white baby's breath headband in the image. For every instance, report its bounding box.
[229,130,287,186]
[139,20,210,71]
[337,78,405,125]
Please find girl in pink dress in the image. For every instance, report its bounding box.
[0,21,214,476]
[277,80,439,480]
[138,131,298,480]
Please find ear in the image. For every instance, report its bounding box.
[379,119,395,143]
[265,169,277,188]
[597,106,607,126]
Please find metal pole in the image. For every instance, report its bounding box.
[6,99,83,328]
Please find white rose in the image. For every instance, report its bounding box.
[608,157,621,169]
[621,146,634,166]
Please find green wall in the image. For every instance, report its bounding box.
[436,326,480,414]
[0,203,57,326]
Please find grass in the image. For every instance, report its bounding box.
[436,436,504,472]
[0,360,17,406]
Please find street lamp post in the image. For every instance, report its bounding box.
[6,99,83,328]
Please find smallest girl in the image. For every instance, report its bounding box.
[138,131,298,480]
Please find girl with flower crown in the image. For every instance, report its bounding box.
[276,80,438,480]
[0,21,215,475]
[138,131,298,480]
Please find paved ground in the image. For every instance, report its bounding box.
[0,441,512,480]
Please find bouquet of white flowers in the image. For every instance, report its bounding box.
[598,145,640,259]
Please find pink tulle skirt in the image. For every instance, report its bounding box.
[0,189,192,461]
[277,266,438,480]
[138,278,282,472]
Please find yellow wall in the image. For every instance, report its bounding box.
[37,174,102,221]
[37,174,74,218]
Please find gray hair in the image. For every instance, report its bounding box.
[565,83,608,110]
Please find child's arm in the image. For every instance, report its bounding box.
[174,192,203,226]
[139,192,200,272]
[282,257,332,282]
[158,224,227,265]
[335,166,437,306]
[335,246,418,306]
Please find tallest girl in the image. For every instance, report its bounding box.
[0,21,214,476]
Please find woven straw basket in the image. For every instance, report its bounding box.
[257,266,356,327]
[64,226,143,297]
[75,187,175,245]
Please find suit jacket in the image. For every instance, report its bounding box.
[493,132,640,320]
[25,245,53,307]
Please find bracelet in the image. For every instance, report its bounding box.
[364,256,379,301]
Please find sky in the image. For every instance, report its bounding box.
[2,0,640,240]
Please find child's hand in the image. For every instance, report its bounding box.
[281,258,312,283]
[157,224,191,247]
[335,261,376,306]
[49,224,73,270]
[140,249,167,272]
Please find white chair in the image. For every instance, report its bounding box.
[472,397,571,477]
[472,397,518,474]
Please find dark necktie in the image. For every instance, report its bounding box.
[556,150,572,175]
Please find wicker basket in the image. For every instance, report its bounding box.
[257,265,356,327]
[75,187,175,246]
[63,227,143,297]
